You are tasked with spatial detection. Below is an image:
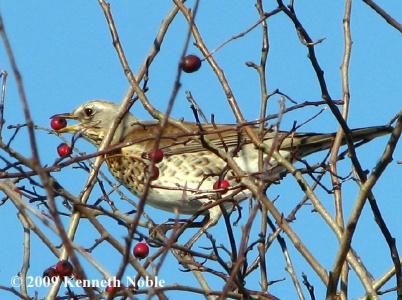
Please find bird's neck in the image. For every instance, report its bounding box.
[109,113,138,145]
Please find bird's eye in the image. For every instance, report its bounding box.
[84,108,93,117]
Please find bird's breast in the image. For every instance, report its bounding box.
[104,151,246,214]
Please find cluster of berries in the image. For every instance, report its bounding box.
[42,260,74,281]
[41,243,149,294]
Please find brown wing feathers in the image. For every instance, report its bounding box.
[122,120,392,158]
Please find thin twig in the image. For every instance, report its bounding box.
[0,69,7,138]
[362,0,402,33]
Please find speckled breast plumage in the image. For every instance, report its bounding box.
[106,153,148,196]
[104,149,243,215]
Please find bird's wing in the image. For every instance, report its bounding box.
[123,121,250,155]
[162,125,392,157]
[123,120,392,157]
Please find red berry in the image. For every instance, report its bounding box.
[181,54,202,73]
[43,267,58,281]
[148,149,164,163]
[55,260,74,277]
[213,180,230,190]
[57,143,71,157]
[50,116,67,130]
[105,285,120,294]
[133,242,149,259]
[144,165,159,181]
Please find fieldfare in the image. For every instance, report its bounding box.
[53,100,392,245]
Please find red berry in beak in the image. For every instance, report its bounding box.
[50,116,67,130]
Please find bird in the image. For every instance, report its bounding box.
[53,100,392,246]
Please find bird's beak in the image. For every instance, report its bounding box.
[50,113,81,133]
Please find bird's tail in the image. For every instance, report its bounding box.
[281,125,393,158]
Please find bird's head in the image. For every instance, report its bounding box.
[52,100,138,147]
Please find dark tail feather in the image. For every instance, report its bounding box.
[283,125,393,158]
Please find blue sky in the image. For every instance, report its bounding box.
[0,1,401,299]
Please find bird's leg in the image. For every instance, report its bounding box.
[149,215,207,237]
[168,216,210,228]
[148,208,208,243]
[182,193,244,248]
[149,205,222,249]
[184,205,222,249]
